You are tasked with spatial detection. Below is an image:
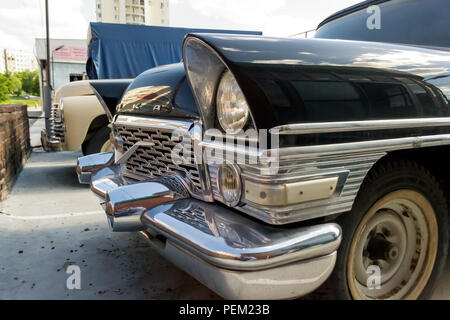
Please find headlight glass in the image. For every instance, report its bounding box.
[216,70,249,133]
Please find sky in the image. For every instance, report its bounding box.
[0,0,362,53]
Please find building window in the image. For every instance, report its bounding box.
[140,0,144,5]
[115,15,118,20]
[97,4,101,9]
[114,6,118,11]
[161,2,163,9]
[161,19,164,24]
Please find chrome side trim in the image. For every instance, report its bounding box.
[142,199,341,271]
[235,153,384,224]
[270,118,450,135]
[266,134,450,160]
[205,132,450,224]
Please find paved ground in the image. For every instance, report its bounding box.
[0,112,449,300]
[0,115,218,299]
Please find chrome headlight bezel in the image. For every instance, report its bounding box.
[183,36,256,133]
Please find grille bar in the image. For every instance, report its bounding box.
[49,103,65,143]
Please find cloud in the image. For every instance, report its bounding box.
[0,0,95,53]
[188,0,286,27]
[171,0,363,36]
[0,0,362,54]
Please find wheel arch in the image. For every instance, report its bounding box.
[360,145,450,220]
[82,114,109,145]
[62,95,106,151]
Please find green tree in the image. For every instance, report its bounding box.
[0,73,11,101]
[17,70,39,96]
[6,73,22,96]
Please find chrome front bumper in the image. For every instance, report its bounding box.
[85,151,342,299]
[140,200,340,299]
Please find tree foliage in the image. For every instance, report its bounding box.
[7,73,22,96]
[0,70,40,101]
[16,71,40,96]
[0,73,10,101]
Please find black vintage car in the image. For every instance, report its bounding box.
[77,0,450,299]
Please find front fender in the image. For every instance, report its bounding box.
[62,95,106,151]
[183,34,450,131]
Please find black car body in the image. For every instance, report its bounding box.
[78,0,450,299]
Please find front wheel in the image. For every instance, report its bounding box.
[322,159,449,300]
[83,126,112,155]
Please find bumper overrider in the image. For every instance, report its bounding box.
[77,152,342,299]
[76,152,115,184]
[40,129,63,152]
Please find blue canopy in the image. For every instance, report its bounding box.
[86,22,262,79]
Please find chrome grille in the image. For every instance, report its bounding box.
[114,122,202,192]
[49,103,65,143]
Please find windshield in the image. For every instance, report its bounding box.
[315,0,450,49]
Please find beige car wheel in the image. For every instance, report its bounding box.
[100,139,113,153]
[347,190,438,300]
[311,159,448,300]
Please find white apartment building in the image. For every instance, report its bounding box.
[0,49,39,74]
[96,0,170,26]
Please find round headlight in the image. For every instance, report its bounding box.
[218,163,241,207]
[216,70,249,133]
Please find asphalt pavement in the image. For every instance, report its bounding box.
[0,114,218,299]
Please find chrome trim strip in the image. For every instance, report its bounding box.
[115,115,194,132]
[267,134,450,160]
[202,133,446,161]
[191,121,213,202]
[270,118,450,135]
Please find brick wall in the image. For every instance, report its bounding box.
[0,105,31,200]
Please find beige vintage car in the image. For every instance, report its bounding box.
[41,79,131,155]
